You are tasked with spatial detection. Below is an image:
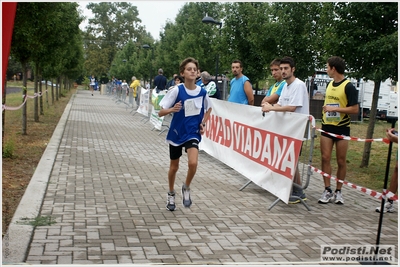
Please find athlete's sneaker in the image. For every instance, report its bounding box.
[289,190,307,204]
[166,192,176,211]
[334,191,344,204]
[182,184,192,208]
[376,201,395,213]
[318,190,334,204]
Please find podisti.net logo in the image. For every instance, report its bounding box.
[321,245,396,263]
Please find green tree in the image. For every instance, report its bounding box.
[157,21,183,79]
[29,2,82,121]
[157,2,223,79]
[109,39,149,82]
[10,2,83,133]
[11,3,36,134]
[269,2,325,80]
[61,32,85,89]
[83,2,147,78]
[223,2,274,87]
[48,3,83,101]
[323,2,398,167]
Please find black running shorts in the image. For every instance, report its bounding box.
[321,124,350,142]
[169,139,199,160]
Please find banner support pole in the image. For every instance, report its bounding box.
[239,180,253,191]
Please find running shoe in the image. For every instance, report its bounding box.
[166,192,176,211]
[376,201,395,213]
[334,191,344,204]
[289,190,307,204]
[182,184,192,208]
[318,190,334,204]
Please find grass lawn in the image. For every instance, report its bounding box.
[2,80,77,234]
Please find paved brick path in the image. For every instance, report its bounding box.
[4,90,398,265]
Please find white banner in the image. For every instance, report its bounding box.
[149,90,166,130]
[199,99,309,203]
[150,106,163,130]
[137,88,150,117]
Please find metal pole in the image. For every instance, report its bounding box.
[215,55,219,84]
[150,48,154,88]
[215,24,221,94]
[375,119,396,250]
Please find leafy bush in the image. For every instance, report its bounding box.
[2,139,15,158]
[82,76,90,90]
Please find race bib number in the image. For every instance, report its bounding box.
[184,97,202,117]
[326,103,340,122]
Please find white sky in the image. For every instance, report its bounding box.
[79,1,186,40]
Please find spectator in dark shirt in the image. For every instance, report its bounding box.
[167,74,178,88]
[153,68,167,93]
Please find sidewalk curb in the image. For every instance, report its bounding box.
[2,93,76,264]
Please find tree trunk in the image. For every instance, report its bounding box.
[22,63,27,135]
[58,76,61,100]
[58,76,61,98]
[60,76,62,96]
[34,62,39,122]
[360,80,381,167]
[45,80,49,108]
[61,75,64,96]
[56,77,59,101]
[51,79,54,104]
[39,70,44,115]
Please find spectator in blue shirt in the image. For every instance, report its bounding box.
[261,59,286,105]
[228,60,254,105]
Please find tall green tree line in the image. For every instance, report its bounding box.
[9,2,84,134]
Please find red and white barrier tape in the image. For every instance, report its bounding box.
[316,128,389,143]
[309,165,398,202]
